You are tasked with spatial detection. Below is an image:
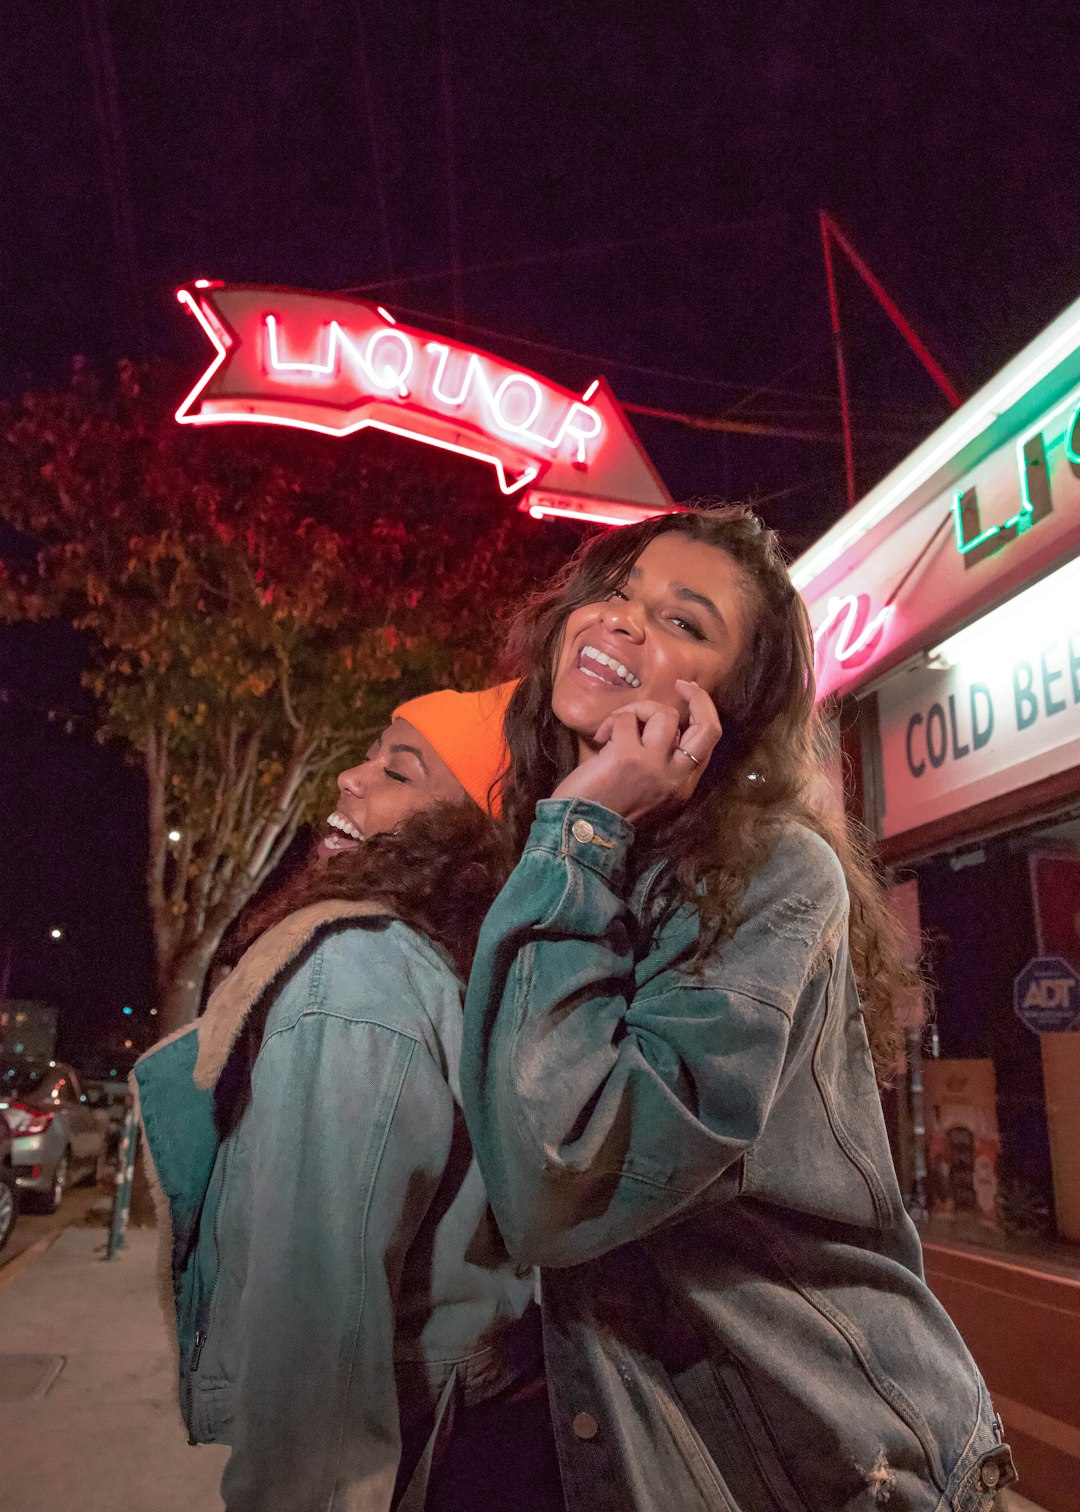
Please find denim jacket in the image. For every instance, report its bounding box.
[134,900,538,1512]
[460,799,1017,1512]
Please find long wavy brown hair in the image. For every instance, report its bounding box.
[226,800,511,981]
[495,506,923,1083]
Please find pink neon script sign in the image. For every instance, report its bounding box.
[813,592,894,696]
[175,284,675,525]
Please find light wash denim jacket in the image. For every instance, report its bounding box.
[460,799,1017,1512]
[134,900,538,1512]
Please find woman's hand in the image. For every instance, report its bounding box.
[551,679,722,823]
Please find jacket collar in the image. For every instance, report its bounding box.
[193,899,392,1092]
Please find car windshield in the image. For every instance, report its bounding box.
[0,1062,52,1100]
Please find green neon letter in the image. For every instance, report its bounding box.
[1066,403,1080,466]
[952,486,1002,567]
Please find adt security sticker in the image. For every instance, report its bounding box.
[1013,956,1080,1034]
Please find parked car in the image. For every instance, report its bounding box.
[82,1079,130,1161]
[0,1060,107,1213]
[0,1111,18,1253]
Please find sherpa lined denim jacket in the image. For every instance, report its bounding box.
[134,900,537,1512]
[460,798,1016,1512]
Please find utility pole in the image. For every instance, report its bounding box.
[820,211,857,511]
[819,210,962,514]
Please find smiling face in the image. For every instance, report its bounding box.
[551,532,756,760]
[317,717,469,858]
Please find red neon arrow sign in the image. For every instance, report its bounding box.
[175,284,675,526]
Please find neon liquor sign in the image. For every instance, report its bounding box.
[813,592,894,683]
[175,284,675,527]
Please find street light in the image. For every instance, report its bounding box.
[49,927,63,940]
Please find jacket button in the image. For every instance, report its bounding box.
[980,1462,1001,1489]
[571,818,595,844]
[572,1411,599,1440]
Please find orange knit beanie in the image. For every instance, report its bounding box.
[392,680,518,817]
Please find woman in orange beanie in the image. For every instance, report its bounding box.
[135,683,564,1512]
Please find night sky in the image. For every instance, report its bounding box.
[3,2,1078,1064]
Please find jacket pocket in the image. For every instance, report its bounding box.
[186,1329,234,1446]
[667,1347,813,1512]
[646,1354,743,1512]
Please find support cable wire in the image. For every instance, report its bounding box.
[436,0,463,335]
[721,344,826,420]
[820,211,857,510]
[334,215,788,296]
[624,402,921,447]
[78,0,144,351]
[821,213,962,409]
[350,3,395,277]
[819,210,963,509]
[376,302,933,427]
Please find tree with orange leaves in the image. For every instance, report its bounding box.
[0,359,571,1031]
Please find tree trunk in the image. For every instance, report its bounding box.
[157,932,227,1038]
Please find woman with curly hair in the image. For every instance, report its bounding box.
[134,684,564,1512]
[461,508,1016,1511]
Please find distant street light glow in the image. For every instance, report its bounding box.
[49,927,63,940]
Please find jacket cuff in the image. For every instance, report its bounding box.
[529,799,635,890]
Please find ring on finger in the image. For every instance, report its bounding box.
[675,747,702,767]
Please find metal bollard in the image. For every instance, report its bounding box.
[107,1100,139,1259]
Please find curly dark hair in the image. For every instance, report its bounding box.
[494,505,924,1084]
[227,800,511,981]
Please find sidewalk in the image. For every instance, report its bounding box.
[0,1219,1054,1512]
[0,1222,228,1512]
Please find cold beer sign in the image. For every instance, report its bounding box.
[175,283,674,528]
[875,550,1080,838]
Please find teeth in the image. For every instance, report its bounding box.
[580,645,641,688]
[327,812,363,841]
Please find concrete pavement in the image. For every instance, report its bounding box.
[0,1179,105,1270]
[0,1222,228,1512]
[0,1210,1053,1512]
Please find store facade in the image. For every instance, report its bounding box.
[795,294,1080,1247]
[794,300,1080,1507]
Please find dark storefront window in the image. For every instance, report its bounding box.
[899,817,1080,1256]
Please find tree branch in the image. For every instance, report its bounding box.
[276,646,302,733]
[251,815,302,895]
[239,740,311,884]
